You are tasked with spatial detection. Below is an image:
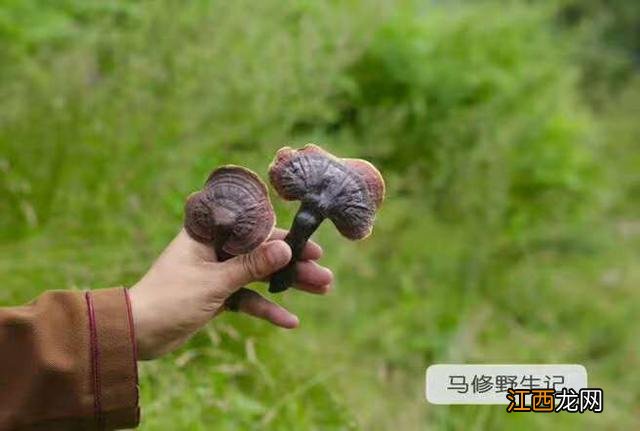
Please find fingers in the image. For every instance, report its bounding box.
[220,240,292,291]
[295,282,332,294]
[227,288,299,329]
[269,228,323,260]
[293,260,333,294]
[174,227,322,267]
[161,229,218,264]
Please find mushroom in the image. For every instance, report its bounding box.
[184,165,275,261]
[268,144,385,293]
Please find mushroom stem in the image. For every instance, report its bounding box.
[214,243,232,262]
[213,225,233,262]
[212,228,250,312]
[269,203,324,293]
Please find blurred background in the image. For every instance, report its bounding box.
[0,0,638,429]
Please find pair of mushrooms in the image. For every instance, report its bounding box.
[184,144,385,294]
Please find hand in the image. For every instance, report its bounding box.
[129,228,333,360]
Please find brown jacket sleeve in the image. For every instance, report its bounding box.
[0,288,139,430]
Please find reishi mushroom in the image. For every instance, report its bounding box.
[268,144,385,293]
[184,165,275,261]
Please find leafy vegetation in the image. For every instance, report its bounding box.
[0,0,638,429]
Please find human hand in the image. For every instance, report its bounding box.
[129,228,333,360]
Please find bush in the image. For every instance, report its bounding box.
[347,3,599,244]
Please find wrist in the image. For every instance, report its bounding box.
[128,285,155,360]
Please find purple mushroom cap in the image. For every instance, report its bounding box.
[269,144,385,240]
[184,165,275,257]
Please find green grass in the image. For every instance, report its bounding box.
[1,0,638,429]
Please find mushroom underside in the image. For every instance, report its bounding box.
[184,165,275,256]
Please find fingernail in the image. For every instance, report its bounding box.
[322,267,334,279]
[265,241,291,267]
[286,314,300,328]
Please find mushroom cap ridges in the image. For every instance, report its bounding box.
[268,144,384,240]
[343,158,385,209]
[184,165,275,255]
[268,144,330,200]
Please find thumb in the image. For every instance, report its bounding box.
[220,240,292,290]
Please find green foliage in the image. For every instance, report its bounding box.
[348,4,598,245]
[0,0,638,430]
[557,0,640,105]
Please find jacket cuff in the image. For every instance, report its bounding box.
[85,288,140,429]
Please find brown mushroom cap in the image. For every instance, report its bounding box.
[343,158,386,209]
[269,144,385,240]
[184,165,275,256]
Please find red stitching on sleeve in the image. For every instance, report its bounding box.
[85,291,103,428]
